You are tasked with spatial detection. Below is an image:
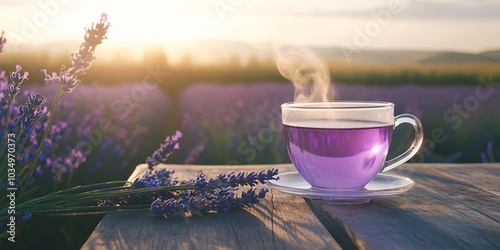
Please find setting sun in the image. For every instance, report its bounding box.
[1,0,499,62]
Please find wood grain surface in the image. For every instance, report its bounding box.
[82,164,341,250]
[83,163,500,250]
[307,163,500,250]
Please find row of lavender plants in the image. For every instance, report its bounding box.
[1,69,169,195]
[179,83,292,165]
[3,77,498,190]
[178,82,500,164]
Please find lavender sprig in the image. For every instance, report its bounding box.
[97,168,179,207]
[14,93,48,129]
[98,137,279,218]
[146,130,182,169]
[155,168,278,218]
[42,13,110,92]
[100,165,279,218]
[1,66,36,154]
[133,169,177,188]
[16,14,110,197]
[7,65,29,98]
[194,168,279,192]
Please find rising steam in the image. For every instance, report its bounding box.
[273,45,332,102]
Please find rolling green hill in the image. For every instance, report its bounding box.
[419,52,497,63]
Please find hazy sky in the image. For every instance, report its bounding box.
[1,0,499,58]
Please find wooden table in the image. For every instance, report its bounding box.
[82,163,500,250]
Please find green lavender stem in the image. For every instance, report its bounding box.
[0,181,195,222]
[0,98,14,151]
[19,88,63,198]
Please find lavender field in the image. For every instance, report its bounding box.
[178,82,500,165]
[19,82,172,187]
[16,80,500,187]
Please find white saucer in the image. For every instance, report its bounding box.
[266,172,414,204]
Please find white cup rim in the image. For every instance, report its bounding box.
[281,101,395,110]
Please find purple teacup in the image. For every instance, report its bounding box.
[282,101,423,189]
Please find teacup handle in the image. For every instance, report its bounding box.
[382,114,424,172]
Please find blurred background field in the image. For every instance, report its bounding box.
[2,46,499,176]
[2,0,500,248]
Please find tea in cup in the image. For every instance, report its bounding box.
[282,101,423,189]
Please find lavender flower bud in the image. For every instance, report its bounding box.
[150,199,165,217]
[7,84,20,98]
[258,188,269,198]
[19,103,35,119]
[257,168,279,184]
[59,72,82,93]
[28,93,47,106]
[10,65,29,86]
[146,130,183,169]
[41,69,59,85]
[241,189,260,207]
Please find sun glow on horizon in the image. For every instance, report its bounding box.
[0,0,499,62]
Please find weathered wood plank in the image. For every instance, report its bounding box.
[308,163,500,250]
[82,164,341,250]
[430,163,500,196]
[84,163,500,249]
